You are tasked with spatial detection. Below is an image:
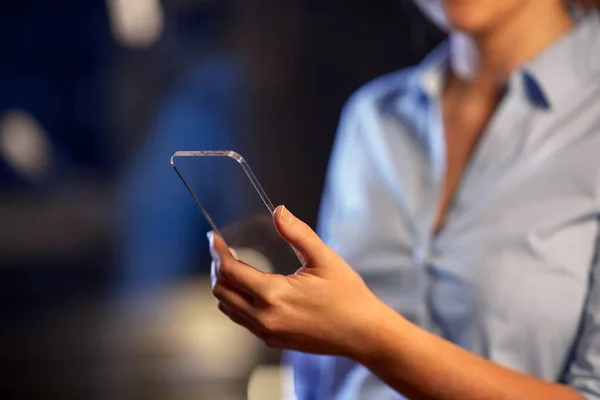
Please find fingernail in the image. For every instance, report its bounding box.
[280,205,294,223]
[229,247,238,260]
[207,231,214,245]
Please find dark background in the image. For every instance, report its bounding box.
[0,1,443,398]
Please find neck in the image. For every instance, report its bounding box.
[449,2,574,87]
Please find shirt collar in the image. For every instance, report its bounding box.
[523,10,600,110]
[412,10,600,110]
[413,41,450,100]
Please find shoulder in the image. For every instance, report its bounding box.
[327,66,425,173]
[340,66,422,124]
[343,41,449,122]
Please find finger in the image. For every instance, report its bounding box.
[273,205,329,262]
[217,302,259,336]
[208,231,267,296]
[212,279,256,316]
[206,232,237,260]
[210,256,236,287]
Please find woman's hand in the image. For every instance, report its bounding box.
[209,206,587,400]
[208,205,387,358]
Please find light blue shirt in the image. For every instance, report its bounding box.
[289,11,600,400]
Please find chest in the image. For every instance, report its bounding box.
[434,92,500,231]
[343,108,600,376]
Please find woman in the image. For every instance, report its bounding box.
[209,0,600,399]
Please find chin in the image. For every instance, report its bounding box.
[445,10,496,33]
[413,0,526,35]
[443,1,504,33]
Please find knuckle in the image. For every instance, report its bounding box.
[295,222,316,244]
[211,282,224,299]
[260,285,282,306]
[218,259,233,279]
[256,321,283,349]
[256,312,279,335]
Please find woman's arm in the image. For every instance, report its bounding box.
[209,205,585,400]
[354,301,582,400]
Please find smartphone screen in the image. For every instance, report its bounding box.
[171,151,303,274]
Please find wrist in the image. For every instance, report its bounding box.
[345,298,410,366]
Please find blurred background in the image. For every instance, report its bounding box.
[0,1,444,398]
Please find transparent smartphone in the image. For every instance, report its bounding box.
[171,150,303,273]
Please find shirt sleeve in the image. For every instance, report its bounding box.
[284,97,363,400]
[564,237,600,399]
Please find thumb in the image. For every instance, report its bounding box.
[274,205,328,263]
